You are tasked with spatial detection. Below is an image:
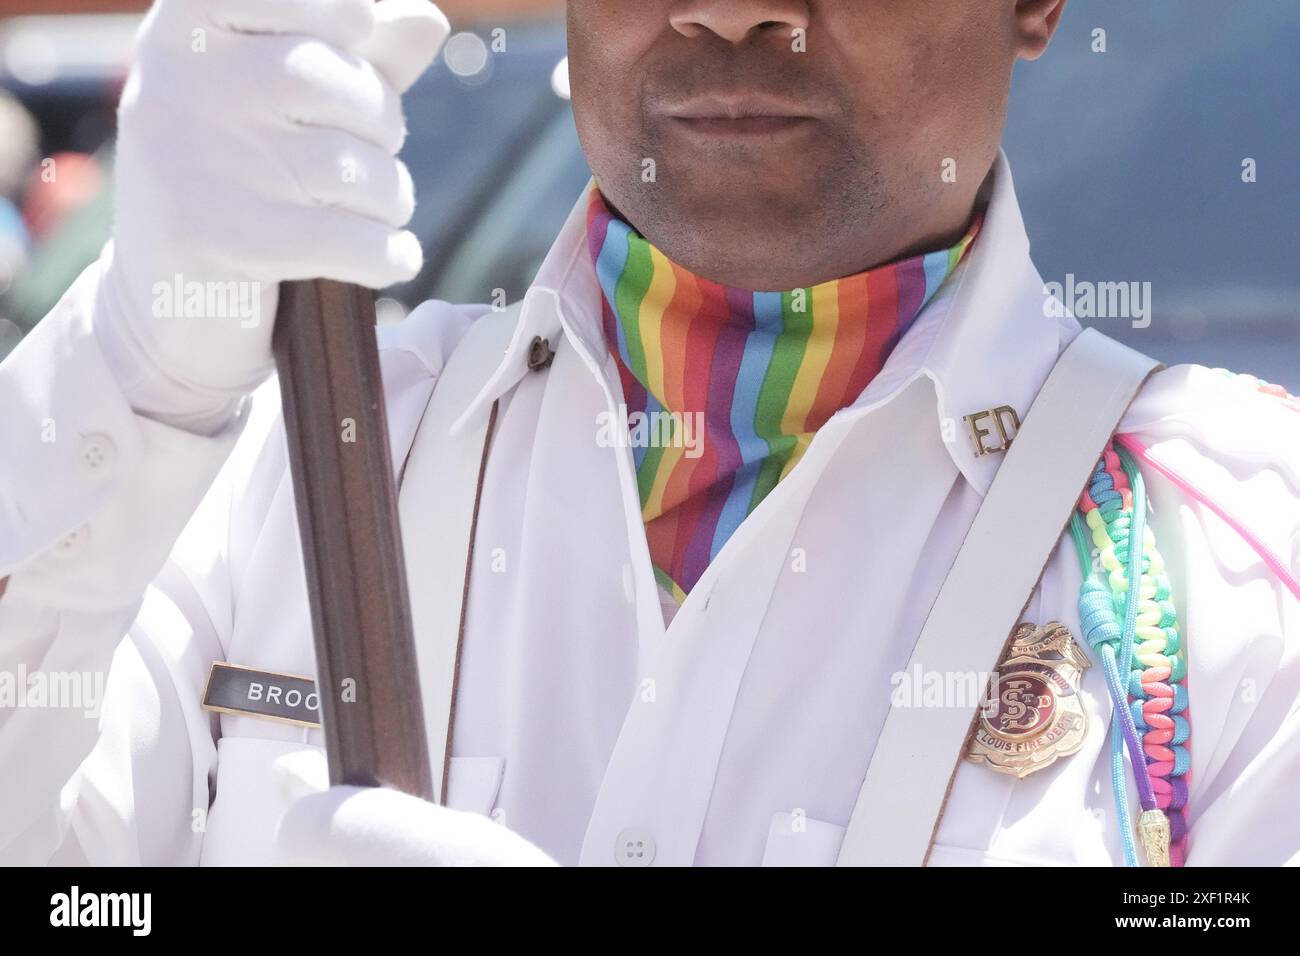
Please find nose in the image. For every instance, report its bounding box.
[669,0,810,45]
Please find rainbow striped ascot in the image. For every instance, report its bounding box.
[586,185,980,601]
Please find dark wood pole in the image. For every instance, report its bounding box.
[272,279,433,800]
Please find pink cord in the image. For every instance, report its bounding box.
[1115,433,1300,603]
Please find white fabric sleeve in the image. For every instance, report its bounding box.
[1122,365,1300,865]
[0,261,247,863]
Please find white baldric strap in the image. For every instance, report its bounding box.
[835,328,1160,867]
[397,303,521,805]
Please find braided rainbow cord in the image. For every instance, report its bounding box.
[1071,442,1191,866]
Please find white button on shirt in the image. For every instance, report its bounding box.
[0,152,1297,866]
[53,526,89,559]
[78,433,116,476]
[615,829,656,867]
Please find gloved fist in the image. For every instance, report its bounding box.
[273,768,559,867]
[97,0,449,428]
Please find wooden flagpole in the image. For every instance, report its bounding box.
[272,279,433,800]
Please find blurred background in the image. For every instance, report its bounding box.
[0,0,1296,386]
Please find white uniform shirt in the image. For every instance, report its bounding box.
[1,154,1297,866]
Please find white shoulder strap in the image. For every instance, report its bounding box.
[397,302,521,804]
[835,328,1160,866]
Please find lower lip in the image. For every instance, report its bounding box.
[668,115,815,137]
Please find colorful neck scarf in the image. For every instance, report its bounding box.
[586,186,979,600]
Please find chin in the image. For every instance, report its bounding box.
[639,207,823,290]
[649,179,812,232]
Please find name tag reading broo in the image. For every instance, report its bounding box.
[201,662,321,727]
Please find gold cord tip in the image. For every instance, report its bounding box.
[1138,809,1171,867]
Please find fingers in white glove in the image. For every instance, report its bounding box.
[278,127,416,229]
[356,0,452,93]
[196,0,376,52]
[275,785,559,867]
[239,199,424,288]
[98,0,451,418]
[193,0,448,96]
[251,33,407,154]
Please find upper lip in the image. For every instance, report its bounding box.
[659,93,816,120]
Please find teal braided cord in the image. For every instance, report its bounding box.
[1069,512,1092,573]
[1117,443,1193,863]
[1117,445,1157,813]
[1090,458,1158,809]
[1071,511,1140,866]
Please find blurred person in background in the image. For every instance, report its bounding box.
[0,0,1296,871]
[0,90,39,351]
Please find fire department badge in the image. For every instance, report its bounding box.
[965,621,1091,778]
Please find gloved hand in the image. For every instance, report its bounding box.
[96,0,449,431]
[271,752,558,867]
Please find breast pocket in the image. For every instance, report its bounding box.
[202,735,320,866]
[444,756,506,817]
[760,812,847,867]
[926,844,1039,866]
[201,730,507,867]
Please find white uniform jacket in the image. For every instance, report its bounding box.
[1,153,1298,866]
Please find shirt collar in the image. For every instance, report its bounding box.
[450,183,597,435]
[833,150,1066,494]
[456,152,1064,496]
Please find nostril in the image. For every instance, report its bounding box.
[669,5,809,43]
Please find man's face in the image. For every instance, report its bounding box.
[567,1,1060,289]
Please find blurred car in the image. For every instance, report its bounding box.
[388,16,589,311]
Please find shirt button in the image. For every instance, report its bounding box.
[615,828,656,867]
[54,526,89,558]
[79,434,116,477]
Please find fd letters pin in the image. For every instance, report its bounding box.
[966,621,1091,778]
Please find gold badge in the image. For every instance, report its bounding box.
[965,622,1091,778]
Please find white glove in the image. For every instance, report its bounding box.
[96,0,449,432]
[272,752,558,867]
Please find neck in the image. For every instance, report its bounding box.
[606,166,992,290]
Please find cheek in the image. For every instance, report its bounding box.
[569,63,632,185]
[567,2,663,94]
[567,13,658,176]
[828,1,1011,108]
[838,24,1008,146]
